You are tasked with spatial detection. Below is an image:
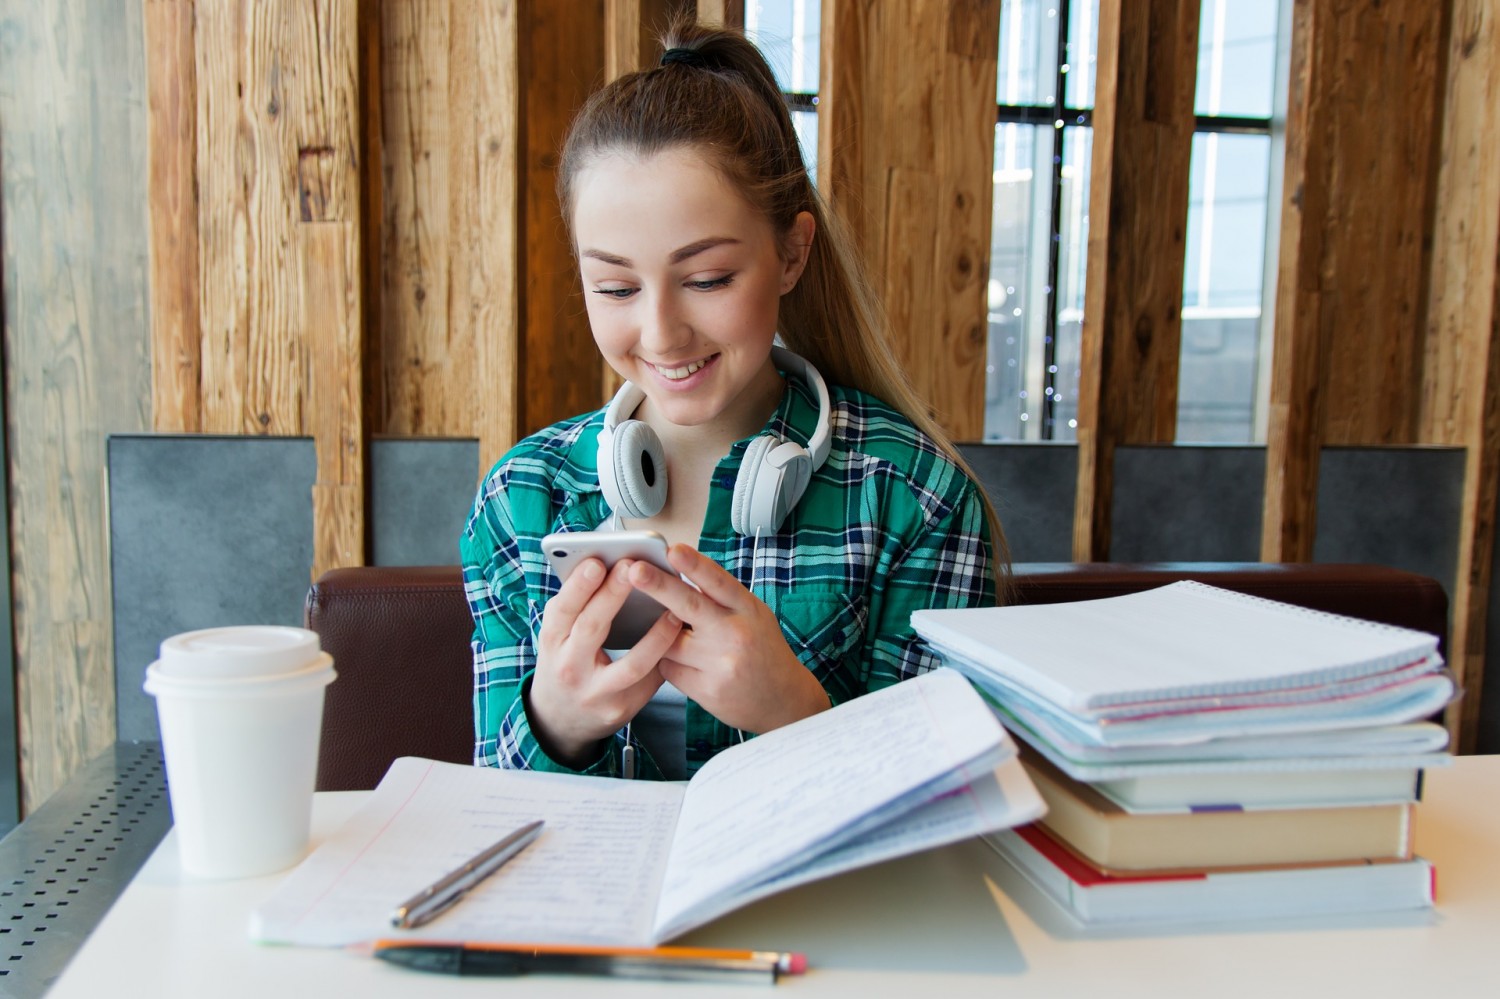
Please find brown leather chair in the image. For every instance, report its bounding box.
[305,562,1448,791]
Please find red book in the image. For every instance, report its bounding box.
[986,823,1434,925]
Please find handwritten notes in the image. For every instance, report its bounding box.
[657,668,1007,930]
[251,761,683,947]
[251,669,1043,948]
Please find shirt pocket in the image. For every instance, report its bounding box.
[774,592,869,704]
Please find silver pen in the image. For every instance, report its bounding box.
[390,819,545,929]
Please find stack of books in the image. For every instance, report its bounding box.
[912,581,1455,925]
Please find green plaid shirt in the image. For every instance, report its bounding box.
[461,375,995,778]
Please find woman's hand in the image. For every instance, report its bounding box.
[528,558,683,767]
[626,544,831,734]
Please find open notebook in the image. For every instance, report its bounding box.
[251,668,1045,948]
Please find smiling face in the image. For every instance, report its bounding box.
[571,146,813,446]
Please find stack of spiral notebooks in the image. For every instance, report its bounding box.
[912,581,1454,925]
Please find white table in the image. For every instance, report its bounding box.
[48,757,1500,997]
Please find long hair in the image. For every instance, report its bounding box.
[557,18,1012,594]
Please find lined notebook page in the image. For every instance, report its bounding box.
[911,581,1440,713]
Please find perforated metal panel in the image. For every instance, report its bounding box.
[0,743,169,999]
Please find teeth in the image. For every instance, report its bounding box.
[655,358,709,380]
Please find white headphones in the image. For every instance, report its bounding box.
[595,346,832,536]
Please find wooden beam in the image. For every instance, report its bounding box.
[372,2,533,474]
[1263,0,1446,562]
[3,0,152,811]
[294,1,365,579]
[145,0,201,433]
[1073,0,1200,561]
[1261,0,1329,562]
[377,0,465,439]
[304,220,365,577]
[817,0,866,244]
[453,0,522,473]
[1320,4,1445,447]
[357,0,384,444]
[1423,0,1499,753]
[195,2,297,433]
[519,2,607,440]
[817,0,1001,442]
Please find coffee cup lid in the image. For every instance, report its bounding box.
[156,626,323,679]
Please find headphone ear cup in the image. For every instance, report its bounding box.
[731,436,779,536]
[598,420,668,519]
[733,436,811,536]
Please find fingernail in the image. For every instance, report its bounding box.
[580,560,602,582]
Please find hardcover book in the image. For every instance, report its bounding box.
[1023,749,1412,872]
[988,823,1434,925]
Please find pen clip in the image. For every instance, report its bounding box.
[390,819,545,930]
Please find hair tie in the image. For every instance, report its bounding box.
[660,47,705,68]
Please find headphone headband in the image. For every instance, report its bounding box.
[603,378,647,434]
[769,346,831,469]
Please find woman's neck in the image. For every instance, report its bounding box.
[626,364,787,548]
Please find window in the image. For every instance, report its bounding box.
[1178,1,1281,443]
[747,1,1284,444]
[987,0,1098,441]
[746,1,821,177]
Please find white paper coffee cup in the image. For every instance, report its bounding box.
[144,626,336,880]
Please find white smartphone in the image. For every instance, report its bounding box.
[541,529,676,649]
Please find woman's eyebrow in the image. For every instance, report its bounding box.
[580,248,632,267]
[580,236,741,268]
[669,236,740,264]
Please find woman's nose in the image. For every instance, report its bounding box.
[639,292,691,353]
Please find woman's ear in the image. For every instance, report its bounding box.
[779,211,817,294]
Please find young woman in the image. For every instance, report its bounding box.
[461,19,1009,780]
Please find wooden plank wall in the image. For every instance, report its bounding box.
[1423,0,1500,753]
[148,1,600,510]
[145,0,201,434]
[372,0,600,471]
[818,0,1001,441]
[1,0,152,811]
[372,0,523,474]
[151,0,366,578]
[1072,0,1201,560]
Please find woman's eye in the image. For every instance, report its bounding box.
[686,275,734,291]
[592,287,636,299]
